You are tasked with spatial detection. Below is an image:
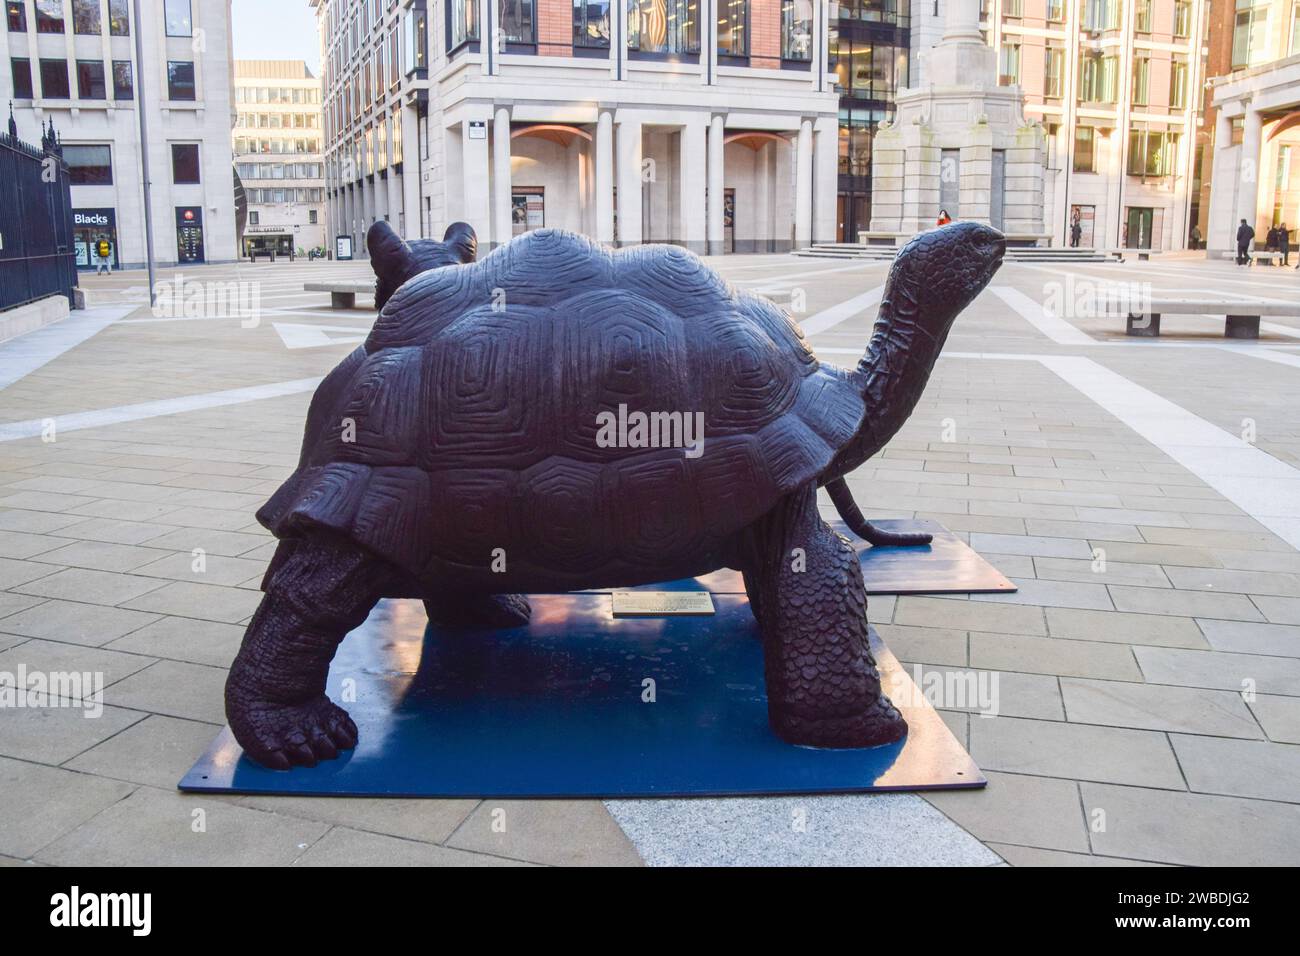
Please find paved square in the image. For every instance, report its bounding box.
[2,251,1298,865]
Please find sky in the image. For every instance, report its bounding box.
[231,0,321,74]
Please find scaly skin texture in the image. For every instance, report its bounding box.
[424,593,533,630]
[746,486,907,747]
[224,537,391,770]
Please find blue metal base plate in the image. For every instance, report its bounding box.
[180,593,985,798]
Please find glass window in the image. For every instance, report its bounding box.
[109,0,129,35]
[167,61,196,100]
[1174,0,1191,36]
[999,42,1020,85]
[1079,54,1117,104]
[73,0,101,34]
[172,144,201,184]
[574,0,611,47]
[1131,56,1148,106]
[1233,1,1271,68]
[1004,0,1023,16]
[1128,129,1179,177]
[65,144,113,184]
[40,58,70,98]
[718,0,747,57]
[10,58,33,98]
[165,0,192,37]
[76,60,106,99]
[7,0,26,31]
[1134,0,1151,32]
[1083,0,1120,30]
[35,0,63,33]
[1292,0,1300,54]
[781,0,812,60]
[1073,126,1096,173]
[1170,59,1187,109]
[500,0,535,43]
[1044,47,1063,98]
[627,0,700,54]
[1047,0,1064,20]
[448,0,478,50]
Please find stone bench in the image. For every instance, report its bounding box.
[1122,299,1300,339]
[304,280,374,310]
[1100,248,1157,262]
[1217,250,1286,265]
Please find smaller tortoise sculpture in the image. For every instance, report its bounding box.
[225,220,1005,769]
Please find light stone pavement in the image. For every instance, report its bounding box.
[1,251,1298,866]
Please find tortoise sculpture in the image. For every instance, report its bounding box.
[225,220,1005,769]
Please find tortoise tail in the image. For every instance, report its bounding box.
[824,477,933,548]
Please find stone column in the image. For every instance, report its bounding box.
[615,116,643,246]
[492,105,513,249]
[795,119,814,248]
[813,120,838,244]
[707,114,725,255]
[401,106,421,239]
[596,110,615,244]
[1238,105,1263,233]
[461,118,492,241]
[680,119,707,254]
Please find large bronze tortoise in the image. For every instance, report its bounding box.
[225,221,1005,769]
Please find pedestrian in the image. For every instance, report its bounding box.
[95,235,112,275]
[1279,223,1291,267]
[1237,219,1255,266]
[937,209,952,226]
[1190,224,1201,250]
[1071,219,1083,248]
[1266,226,1279,262]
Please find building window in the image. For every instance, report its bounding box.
[1079,54,1117,104]
[999,42,1020,85]
[1004,0,1023,16]
[65,144,113,184]
[1131,56,1148,106]
[1083,0,1121,31]
[447,0,478,50]
[1047,0,1064,20]
[718,0,747,57]
[627,0,700,54]
[1044,47,1063,98]
[1073,126,1096,173]
[7,1,26,31]
[309,209,319,224]
[1170,59,1188,109]
[112,61,133,99]
[73,0,101,33]
[1174,0,1191,36]
[167,61,196,100]
[500,0,535,44]
[574,0,611,48]
[1233,1,1271,68]
[1134,0,1151,32]
[1127,129,1179,177]
[76,60,106,99]
[164,0,192,37]
[1291,0,1300,54]
[10,58,32,98]
[109,0,129,35]
[35,0,64,33]
[40,59,70,98]
[172,144,201,183]
[250,211,260,226]
[781,0,812,61]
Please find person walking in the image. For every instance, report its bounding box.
[1279,223,1291,267]
[1237,219,1255,266]
[95,235,113,275]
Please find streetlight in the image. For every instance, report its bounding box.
[131,0,157,306]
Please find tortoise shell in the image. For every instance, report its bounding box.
[258,230,866,589]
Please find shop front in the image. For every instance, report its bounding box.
[73,208,119,270]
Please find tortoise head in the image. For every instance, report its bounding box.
[883,221,1006,333]
[367,220,477,311]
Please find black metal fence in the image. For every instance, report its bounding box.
[0,121,78,312]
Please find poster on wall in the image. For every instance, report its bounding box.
[512,189,544,236]
[1069,204,1096,248]
[336,234,354,260]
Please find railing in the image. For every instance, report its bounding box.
[0,126,78,313]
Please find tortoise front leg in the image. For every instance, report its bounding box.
[755,486,908,748]
[225,537,390,769]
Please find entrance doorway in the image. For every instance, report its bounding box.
[1069,204,1096,247]
[73,208,118,270]
[1125,207,1155,249]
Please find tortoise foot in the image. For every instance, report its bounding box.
[227,692,358,770]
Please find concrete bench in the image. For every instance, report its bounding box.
[1122,299,1300,339]
[304,280,374,309]
[1101,248,1157,262]
[1217,250,1286,265]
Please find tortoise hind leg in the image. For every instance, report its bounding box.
[754,486,907,748]
[423,593,532,630]
[225,536,391,769]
